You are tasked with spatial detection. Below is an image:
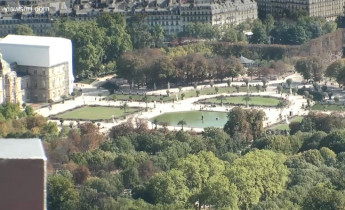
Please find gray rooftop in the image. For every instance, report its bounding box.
[0,139,47,160]
[240,55,255,64]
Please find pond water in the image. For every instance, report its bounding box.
[151,111,228,128]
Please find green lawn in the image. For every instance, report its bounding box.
[108,94,174,102]
[201,96,281,106]
[178,86,261,99]
[271,116,304,130]
[108,86,262,102]
[311,104,345,111]
[56,106,140,120]
[77,78,96,84]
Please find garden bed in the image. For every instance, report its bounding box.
[50,105,143,122]
[197,95,283,107]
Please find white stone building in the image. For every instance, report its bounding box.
[0,35,73,103]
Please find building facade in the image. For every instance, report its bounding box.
[0,138,47,210]
[0,35,73,103]
[256,0,345,20]
[0,0,258,37]
[0,55,25,104]
[130,0,258,34]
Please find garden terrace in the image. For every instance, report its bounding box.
[51,106,142,121]
[197,96,282,107]
[311,103,345,111]
[108,86,262,102]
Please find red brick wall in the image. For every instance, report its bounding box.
[0,159,45,210]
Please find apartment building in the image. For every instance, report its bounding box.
[256,0,345,20]
[131,0,257,33]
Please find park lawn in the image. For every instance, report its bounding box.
[178,86,261,99]
[203,96,281,106]
[108,86,262,102]
[108,94,174,102]
[57,106,139,120]
[311,103,345,111]
[271,116,304,130]
[77,78,96,84]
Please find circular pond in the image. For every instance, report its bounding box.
[151,111,228,128]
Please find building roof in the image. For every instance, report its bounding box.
[0,34,70,48]
[240,55,255,64]
[0,138,47,160]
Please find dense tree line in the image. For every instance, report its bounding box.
[48,13,336,81]
[252,15,336,45]
[117,48,245,88]
[51,14,164,80]
[0,102,58,138]
[179,16,336,46]
[326,59,345,87]
[116,45,294,89]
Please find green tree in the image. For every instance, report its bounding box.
[199,175,238,209]
[320,130,345,154]
[48,174,79,210]
[24,105,35,116]
[302,183,345,210]
[142,95,149,111]
[15,24,35,35]
[243,95,251,107]
[127,15,153,49]
[250,20,268,44]
[226,57,245,81]
[152,119,159,130]
[117,52,146,88]
[264,14,275,34]
[222,26,238,42]
[228,150,289,209]
[217,95,226,106]
[177,120,187,130]
[53,20,106,78]
[151,25,165,47]
[224,107,265,142]
[148,169,191,204]
[97,13,132,61]
[326,59,345,86]
[214,86,219,94]
[181,93,185,100]
[120,102,129,113]
[148,56,176,87]
[0,102,22,119]
[286,78,292,89]
[287,25,308,45]
[295,57,324,82]
[253,135,292,155]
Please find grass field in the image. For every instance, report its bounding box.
[177,86,261,99]
[270,116,304,130]
[108,94,174,102]
[311,104,345,111]
[108,86,262,102]
[56,106,140,120]
[201,96,281,106]
[77,78,96,84]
